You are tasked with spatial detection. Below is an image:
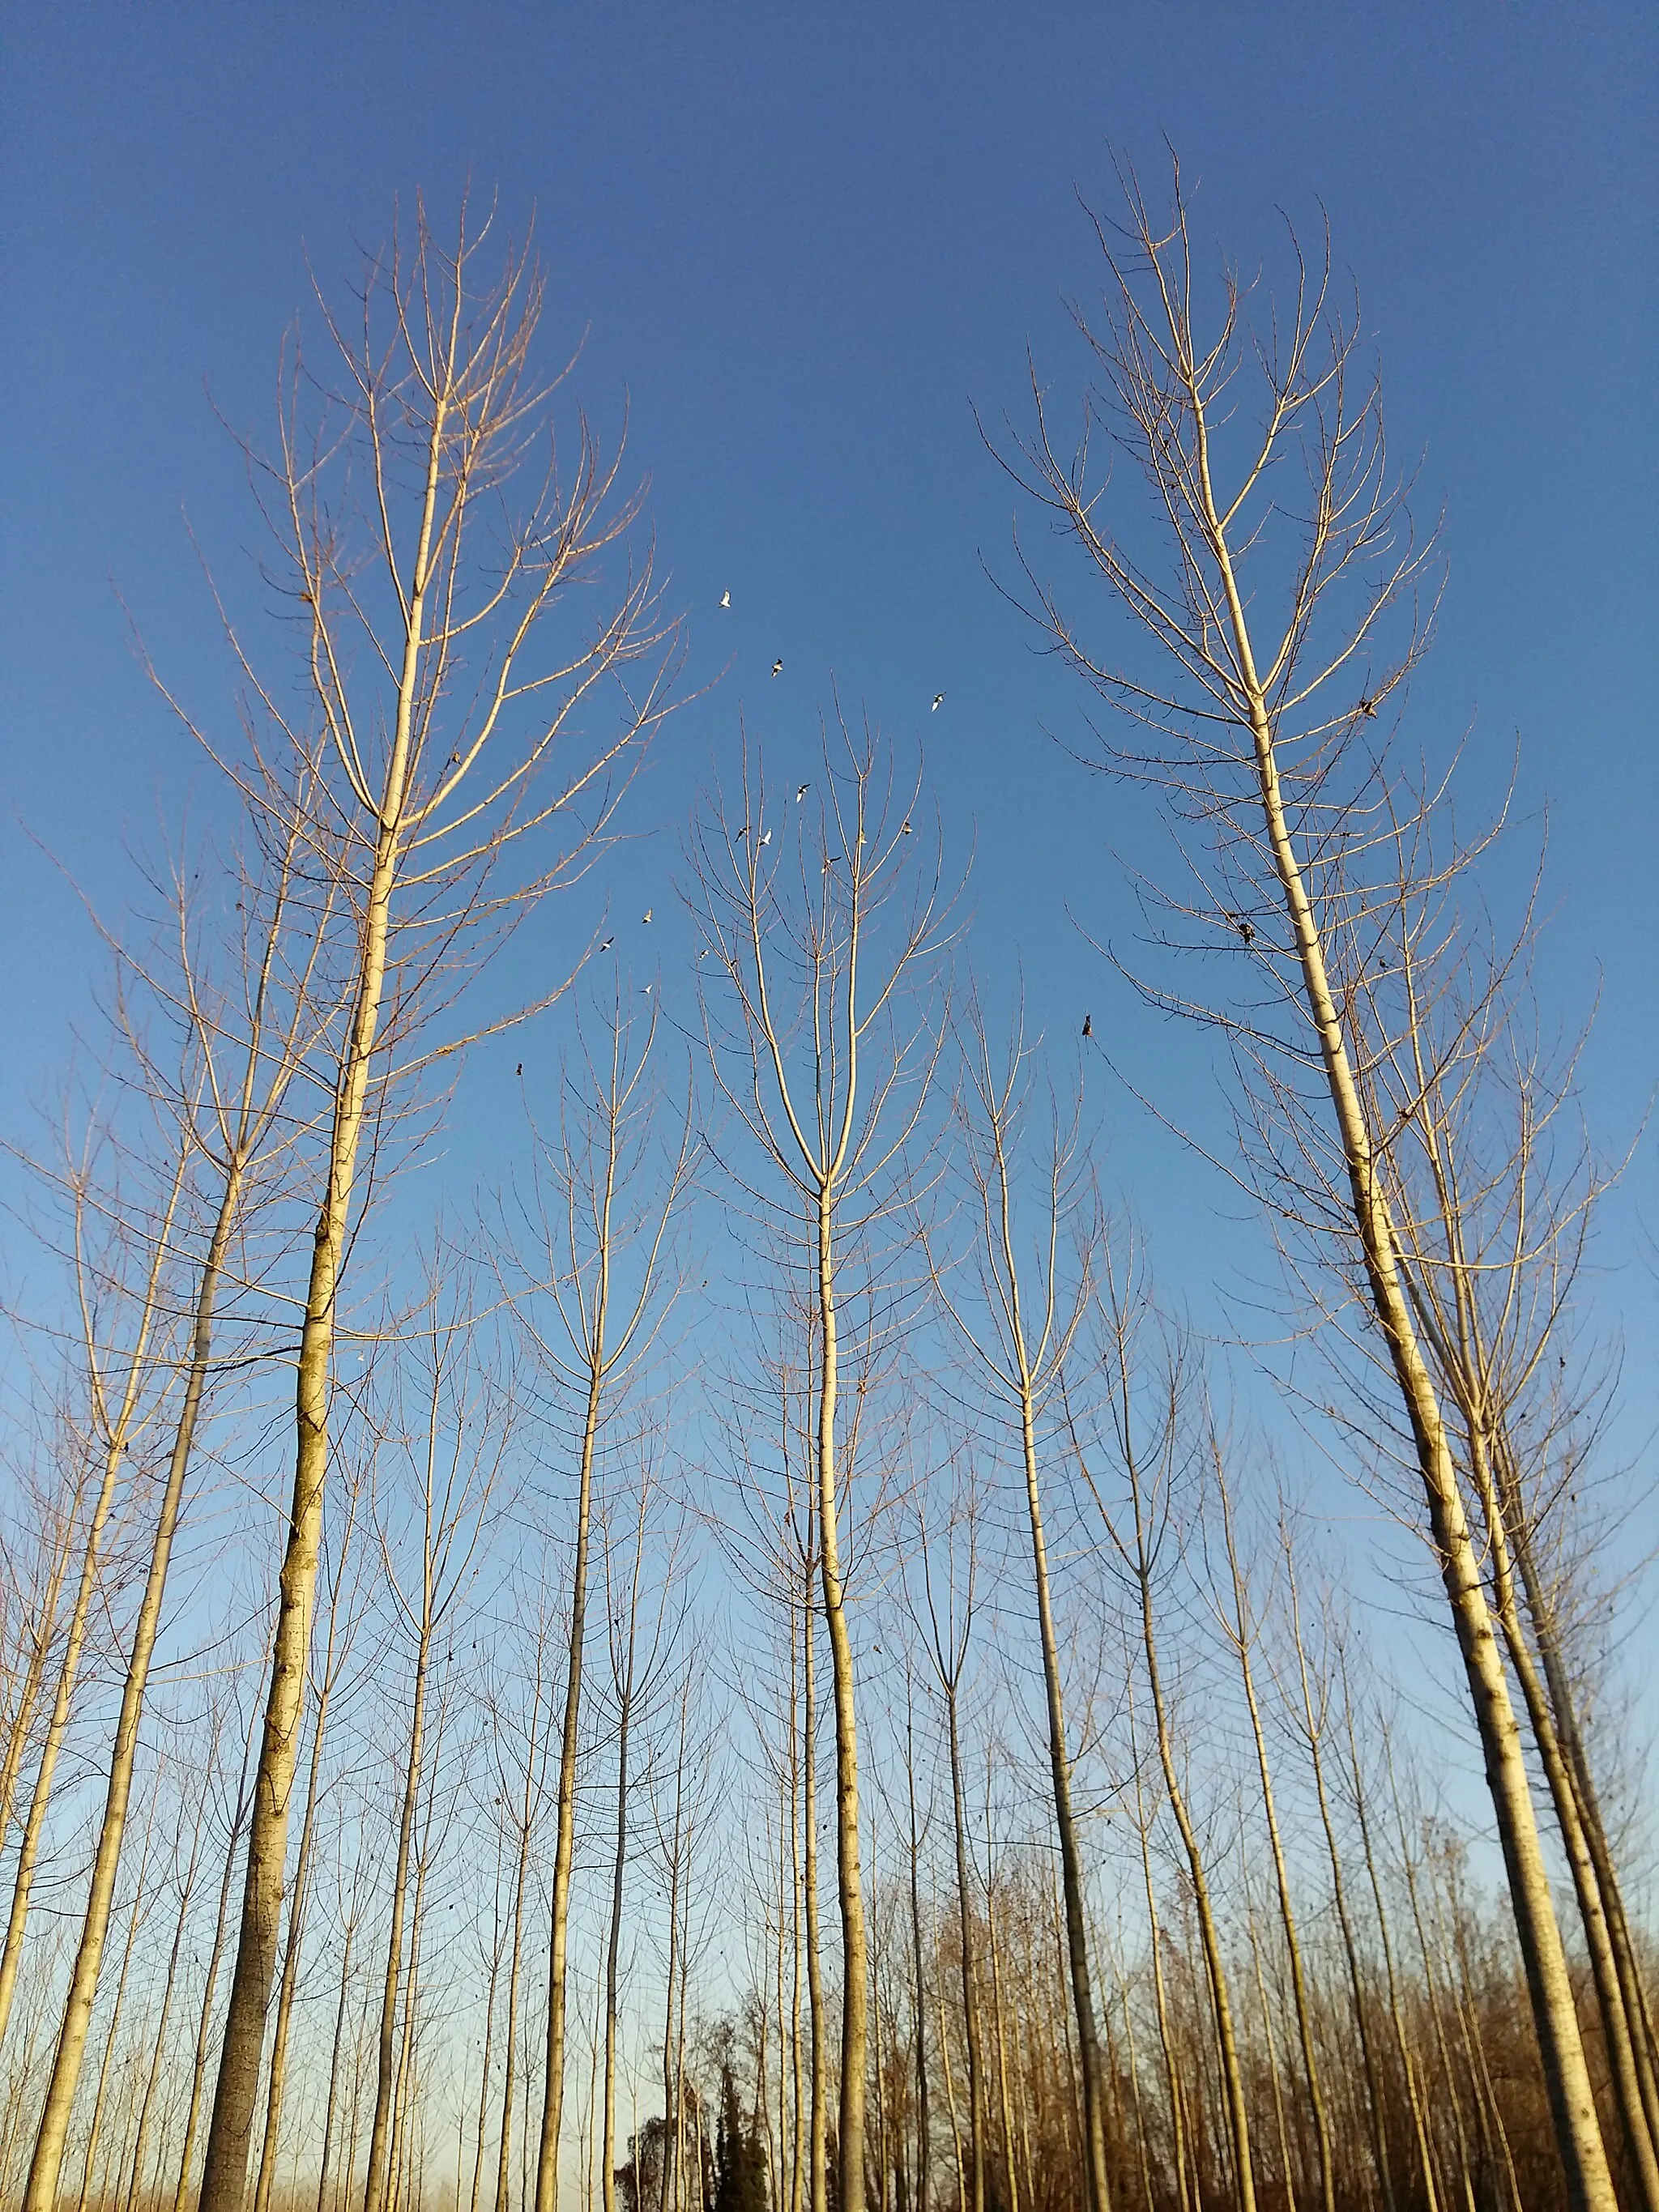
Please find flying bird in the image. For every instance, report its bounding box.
[796,782,810,801]
[736,825,748,842]
[719,590,731,608]
[516,1063,523,1076]
[1358,696,1378,718]
[759,828,772,846]
[931,693,945,711]
[1081,1014,1092,1039]
[642,909,653,923]
[902,819,912,835]
[599,936,615,953]
[771,658,783,678]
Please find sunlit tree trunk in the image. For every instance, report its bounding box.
[0,1146,188,2052]
[1017,167,1616,2210]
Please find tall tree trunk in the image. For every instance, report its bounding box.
[945,1689,985,2212]
[1508,1498,1659,2142]
[0,1149,187,2055]
[364,1618,434,2212]
[814,1186,869,2212]
[1010,1362,1112,2212]
[1216,1478,1335,2212]
[316,1905,359,2212]
[535,1356,604,2212]
[252,1494,355,2212]
[175,1667,267,2212]
[198,343,445,2212]
[802,1545,828,2212]
[1193,450,1617,2210]
[470,1845,506,2212]
[73,1788,158,2212]
[26,1167,242,2210]
[1124,1494,1256,2212]
[981,1859,1020,2212]
[1346,1700,1440,2212]
[1295,1637,1396,2212]
[904,1690,932,2212]
[602,1515,643,2212]
[124,1780,213,2212]
[0,1492,75,1863]
[1466,1430,1659,2208]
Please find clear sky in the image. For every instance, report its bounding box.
[2,6,1656,1642]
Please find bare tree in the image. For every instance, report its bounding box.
[510,991,693,2212]
[1004,161,1617,2210]
[362,1273,506,2212]
[1069,1256,1257,2212]
[193,198,679,2212]
[25,766,342,2212]
[930,999,1112,2212]
[694,716,949,2212]
[0,1118,192,2052]
[909,1482,987,2212]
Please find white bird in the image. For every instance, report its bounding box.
[931,693,945,711]
[902,819,912,835]
[642,908,653,923]
[719,590,731,609]
[759,828,772,846]
[796,782,810,801]
[599,936,614,953]
[771,658,783,678]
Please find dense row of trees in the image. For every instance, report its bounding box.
[0,177,1651,2212]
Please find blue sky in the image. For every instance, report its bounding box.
[2,6,1656,1686]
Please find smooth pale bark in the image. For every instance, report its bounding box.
[1131,1754,1191,2212]
[364,1592,437,2212]
[1286,1579,1396,2212]
[123,1807,207,2212]
[534,1360,602,2212]
[1183,369,1616,2212]
[786,1647,805,2212]
[175,1694,263,2212]
[0,1154,186,2052]
[602,1510,646,2212]
[1013,1383,1111,2212]
[1117,1444,1256,2212]
[1215,1483,1335,2212]
[953,1073,1114,2212]
[71,1789,157,2212]
[1243,1894,1297,2212]
[468,1864,505,2212]
[1034,192,1616,2212]
[982,1862,1020,2212]
[25,1171,241,2212]
[814,1183,871,2212]
[1511,1503,1659,2144]
[495,1696,547,2212]
[1463,1430,1659,2209]
[936,1971,966,2212]
[198,335,448,2212]
[251,1495,356,2212]
[1346,1701,1440,2212]
[316,1906,359,2212]
[944,1686,986,2212]
[802,1543,828,2212]
[903,1690,932,2212]
[0,1501,75,1862]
